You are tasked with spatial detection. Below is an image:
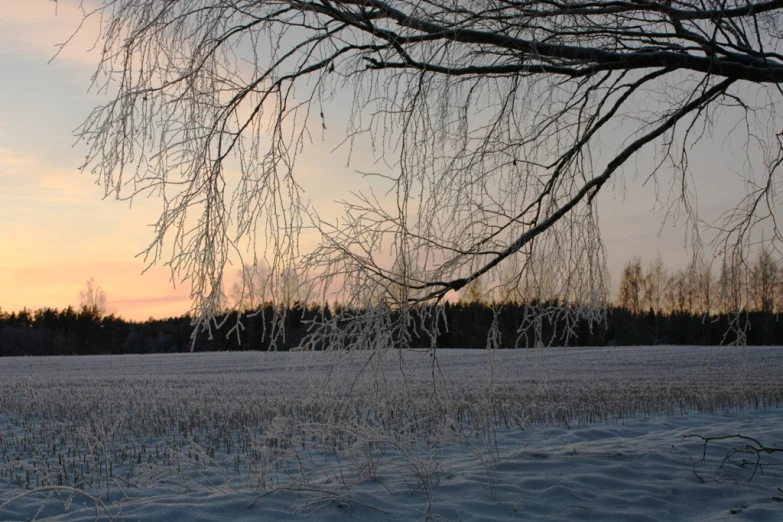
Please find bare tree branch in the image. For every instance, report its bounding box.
[72,0,783,346]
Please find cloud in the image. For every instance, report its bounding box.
[0,1,103,68]
[112,294,190,306]
[0,148,100,210]
[0,148,36,169]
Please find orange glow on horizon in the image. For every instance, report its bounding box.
[0,258,192,322]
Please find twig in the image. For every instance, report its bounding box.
[684,433,783,483]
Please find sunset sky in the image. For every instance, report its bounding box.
[0,2,769,320]
[0,2,192,320]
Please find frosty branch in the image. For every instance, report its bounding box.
[73,1,783,344]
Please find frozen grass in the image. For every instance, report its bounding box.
[0,346,781,521]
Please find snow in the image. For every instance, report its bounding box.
[1,346,781,521]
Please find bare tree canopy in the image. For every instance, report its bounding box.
[78,277,108,317]
[74,0,783,345]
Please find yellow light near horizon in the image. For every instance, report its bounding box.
[0,261,191,321]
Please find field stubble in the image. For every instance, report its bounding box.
[0,346,781,520]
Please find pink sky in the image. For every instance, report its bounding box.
[0,2,191,320]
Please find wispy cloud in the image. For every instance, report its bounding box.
[0,148,35,168]
[112,294,192,308]
[0,148,100,206]
[0,1,103,68]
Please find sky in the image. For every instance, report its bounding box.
[0,1,192,320]
[0,2,773,321]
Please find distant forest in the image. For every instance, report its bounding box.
[2,251,783,355]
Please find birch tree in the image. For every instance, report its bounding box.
[643,255,668,315]
[750,249,779,313]
[78,277,108,318]
[72,0,783,345]
[618,257,644,315]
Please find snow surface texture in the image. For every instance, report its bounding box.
[0,346,781,521]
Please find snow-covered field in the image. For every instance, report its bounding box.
[0,346,781,521]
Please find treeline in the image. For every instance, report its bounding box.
[1,300,782,356]
[0,304,349,356]
[2,249,783,355]
[616,250,783,316]
[0,307,192,356]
